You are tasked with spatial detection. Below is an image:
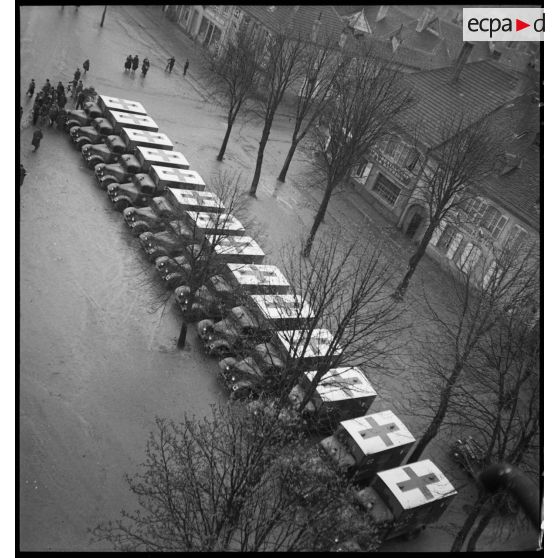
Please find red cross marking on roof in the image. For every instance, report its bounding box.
[321,375,362,398]
[114,99,142,112]
[260,296,299,316]
[147,150,181,164]
[118,113,149,125]
[161,167,193,181]
[129,130,164,142]
[358,416,398,446]
[396,466,439,501]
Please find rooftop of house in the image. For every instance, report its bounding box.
[397,60,529,148]
[241,5,345,44]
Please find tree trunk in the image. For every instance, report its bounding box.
[177,321,187,349]
[217,120,234,161]
[407,363,463,462]
[249,121,273,197]
[450,494,489,552]
[466,499,499,551]
[302,180,335,257]
[393,220,438,300]
[277,140,299,182]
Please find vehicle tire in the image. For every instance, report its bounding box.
[87,156,103,170]
[65,121,80,133]
[99,176,115,190]
[113,199,131,213]
[75,137,89,150]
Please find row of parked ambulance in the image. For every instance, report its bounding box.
[63,94,457,545]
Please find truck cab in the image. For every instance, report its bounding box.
[82,135,127,169]
[107,173,160,212]
[94,154,142,190]
[70,117,114,149]
[155,254,193,288]
[123,196,177,235]
[64,101,103,131]
[319,410,415,482]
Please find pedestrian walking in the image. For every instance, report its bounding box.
[26,78,35,97]
[124,55,132,71]
[68,78,77,97]
[20,164,27,187]
[58,92,67,109]
[75,80,83,97]
[143,57,150,68]
[32,104,40,125]
[132,55,139,72]
[34,91,44,108]
[141,62,149,78]
[31,129,43,151]
[42,79,51,93]
[56,81,65,97]
[165,56,175,72]
[48,103,59,127]
[40,102,50,126]
[73,67,81,82]
[183,58,189,77]
[82,59,90,74]
[75,90,85,110]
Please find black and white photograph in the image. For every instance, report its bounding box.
[18,4,542,552]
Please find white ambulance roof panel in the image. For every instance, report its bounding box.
[207,235,265,257]
[227,264,290,288]
[341,410,415,454]
[108,110,158,130]
[186,211,245,232]
[306,367,376,402]
[99,95,147,115]
[377,459,457,510]
[168,188,221,208]
[122,128,173,149]
[250,294,314,321]
[136,147,189,168]
[276,329,341,359]
[153,167,204,185]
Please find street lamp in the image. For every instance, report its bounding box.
[100,5,107,27]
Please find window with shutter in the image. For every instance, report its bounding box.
[482,206,508,238]
[372,175,401,205]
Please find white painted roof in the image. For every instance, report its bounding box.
[168,188,221,209]
[99,95,147,115]
[108,110,158,130]
[152,167,205,186]
[341,410,414,454]
[136,147,189,168]
[377,459,457,510]
[186,211,244,232]
[250,294,314,321]
[207,235,265,257]
[305,367,376,402]
[227,264,290,288]
[122,128,173,149]
[276,329,341,360]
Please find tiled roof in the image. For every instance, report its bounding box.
[477,96,541,230]
[241,5,344,44]
[398,61,522,148]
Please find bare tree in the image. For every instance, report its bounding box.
[449,297,540,551]
[91,403,382,551]
[248,26,306,197]
[393,116,503,299]
[203,23,265,161]
[406,246,539,464]
[303,44,413,256]
[276,37,342,183]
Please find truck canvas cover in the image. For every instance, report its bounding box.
[226,264,290,294]
[305,367,376,404]
[341,410,414,457]
[186,211,245,236]
[168,188,221,212]
[205,235,265,264]
[98,95,147,115]
[107,110,159,132]
[136,147,189,170]
[376,459,457,511]
[276,328,341,361]
[250,294,314,324]
[122,128,173,151]
[151,167,205,190]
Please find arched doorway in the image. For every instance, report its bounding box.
[402,205,426,240]
[406,212,423,238]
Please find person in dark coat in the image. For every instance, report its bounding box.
[143,57,150,68]
[75,90,85,110]
[75,80,83,97]
[40,102,50,125]
[32,104,40,126]
[183,59,189,77]
[48,103,59,127]
[82,59,90,74]
[42,79,51,93]
[26,78,36,97]
[56,81,65,97]
[57,93,67,109]
[165,56,175,72]
[124,55,132,71]
[132,55,139,72]
[141,62,149,77]
[31,129,43,151]
[74,67,81,82]
[20,164,27,187]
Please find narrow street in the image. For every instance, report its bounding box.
[19,5,539,552]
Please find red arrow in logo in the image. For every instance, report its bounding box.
[516,19,530,31]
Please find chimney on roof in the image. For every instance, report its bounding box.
[450,42,474,83]
[416,8,434,32]
[311,11,322,43]
[376,6,389,22]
